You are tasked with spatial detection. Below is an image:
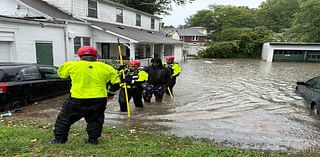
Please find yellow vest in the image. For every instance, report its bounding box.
[57,60,120,99]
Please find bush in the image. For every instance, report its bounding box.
[198,41,240,58]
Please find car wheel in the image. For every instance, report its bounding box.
[7,100,26,110]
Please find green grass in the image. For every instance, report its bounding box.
[0,120,306,157]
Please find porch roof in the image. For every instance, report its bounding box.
[88,20,184,44]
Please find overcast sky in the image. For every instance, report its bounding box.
[162,0,266,27]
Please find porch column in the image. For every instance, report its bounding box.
[150,44,155,58]
[130,43,135,60]
[143,44,147,58]
[160,44,165,61]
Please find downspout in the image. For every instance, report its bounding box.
[71,0,74,16]
[64,21,69,62]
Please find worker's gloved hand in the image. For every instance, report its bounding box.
[118,65,126,71]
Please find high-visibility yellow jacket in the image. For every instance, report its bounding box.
[120,68,148,88]
[165,62,181,77]
[57,60,120,99]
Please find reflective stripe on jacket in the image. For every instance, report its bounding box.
[58,60,120,98]
[166,63,181,77]
[120,68,148,88]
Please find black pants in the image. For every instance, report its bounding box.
[118,87,143,112]
[166,77,176,95]
[53,97,107,142]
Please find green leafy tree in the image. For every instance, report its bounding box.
[290,0,320,42]
[257,0,299,33]
[111,0,194,15]
[186,5,257,34]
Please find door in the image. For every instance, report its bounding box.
[0,41,10,62]
[101,43,110,59]
[36,43,53,65]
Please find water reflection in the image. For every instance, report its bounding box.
[105,59,320,151]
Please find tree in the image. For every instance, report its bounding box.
[111,0,194,15]
[185,5,257,35]
[290,0,320,42]
[256,0,299,33]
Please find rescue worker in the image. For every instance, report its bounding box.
[118,60,148,112]
[164,56,181,95]
[142,57,171,103]
[49,46,120,145]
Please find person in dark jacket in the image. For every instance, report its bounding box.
[142,57,171,102]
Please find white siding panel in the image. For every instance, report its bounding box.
[0,0,44,17]
[0,32,14,41]
[0,42,10,62]
[73,0,88,17]
[0,21,66,66]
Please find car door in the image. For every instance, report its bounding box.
[307,78,320,104]
[18,66,49,101]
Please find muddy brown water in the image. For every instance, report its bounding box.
[9,59,320,151]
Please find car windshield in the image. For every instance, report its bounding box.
[306,76,320,88]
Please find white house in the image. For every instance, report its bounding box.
[262,42,320,62]
[0,0,184,66]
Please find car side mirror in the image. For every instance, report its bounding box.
[296,81,306,85]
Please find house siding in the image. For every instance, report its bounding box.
[42,0,160,30]
[0,21,66,66]
[0,0,44,17]
[183,36,207,43]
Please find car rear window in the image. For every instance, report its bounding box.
[306,76,320,87]
[18,67,42,80]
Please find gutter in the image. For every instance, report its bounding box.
[63,21,69,62]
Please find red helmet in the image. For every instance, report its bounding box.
[77,46,97,57]
[128,60,141,67]
[165,56,174,61]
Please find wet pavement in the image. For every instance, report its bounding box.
[10,59,320,151]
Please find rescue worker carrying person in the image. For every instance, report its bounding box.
[118,60,148,112]
[164,55,181,95]
[142,57,171,103]
[49,46,120,145]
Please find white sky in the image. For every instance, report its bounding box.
[162,0,266,27]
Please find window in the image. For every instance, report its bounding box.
[88,0,97,18]
[151,18,155,29]
[74,37,91,54]
[192,36,199,41]
[39,66,59,79]
[136,14,141,26]
[18,67,41,81]
[116,8,123,23]
[179,36,183,41]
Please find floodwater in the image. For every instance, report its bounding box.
[105,59,320,151]
[13,59,320,151]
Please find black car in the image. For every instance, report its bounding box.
[0,63,70,110]
[296,76,320,114]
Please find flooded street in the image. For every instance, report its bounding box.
[14,59,320,151]
[105,59,320,151]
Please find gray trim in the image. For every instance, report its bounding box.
[269,42,320,46]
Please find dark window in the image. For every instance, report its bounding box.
[88,0,97,18]
[39,66,59,79]
[136,14,141,26]
[74,37,81,54]
[19,67,41,80]
[74,37,91,54]
[116,8,123,23]
[192,36,199,41]
[83,37,91,46]
[151,18,155,29]
[306,76,320,87]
